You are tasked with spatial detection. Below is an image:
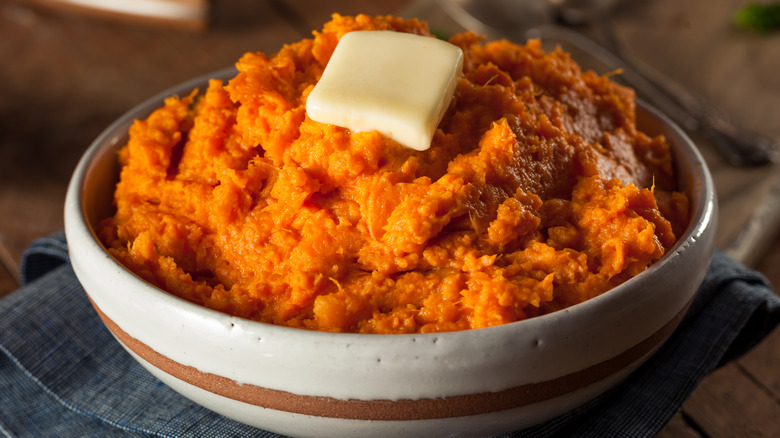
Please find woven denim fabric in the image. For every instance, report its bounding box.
[1,233,778,438]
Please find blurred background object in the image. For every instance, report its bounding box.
[734,2,780,33]
[5,0,210,30]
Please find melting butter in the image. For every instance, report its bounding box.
[306,30,463,151]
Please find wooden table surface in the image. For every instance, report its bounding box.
[1,0,778,435]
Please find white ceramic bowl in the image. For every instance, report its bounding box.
[64,68,717,438]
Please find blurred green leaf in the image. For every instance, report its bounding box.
[735,3,780,33]
[431,30,451,41]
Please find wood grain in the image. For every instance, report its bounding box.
[656,413,703,438]
[0,253,18,297]
[684,363,780,437]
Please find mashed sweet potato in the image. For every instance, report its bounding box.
[99,14,689,334]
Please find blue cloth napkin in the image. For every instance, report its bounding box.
[1,232,779,437]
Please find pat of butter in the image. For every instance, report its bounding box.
[306,31,463,151]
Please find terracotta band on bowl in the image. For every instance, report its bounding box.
[90,298,689,421]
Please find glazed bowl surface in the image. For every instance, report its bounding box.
[64,67,717,438]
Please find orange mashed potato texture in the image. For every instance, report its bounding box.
[100,14,689,334]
